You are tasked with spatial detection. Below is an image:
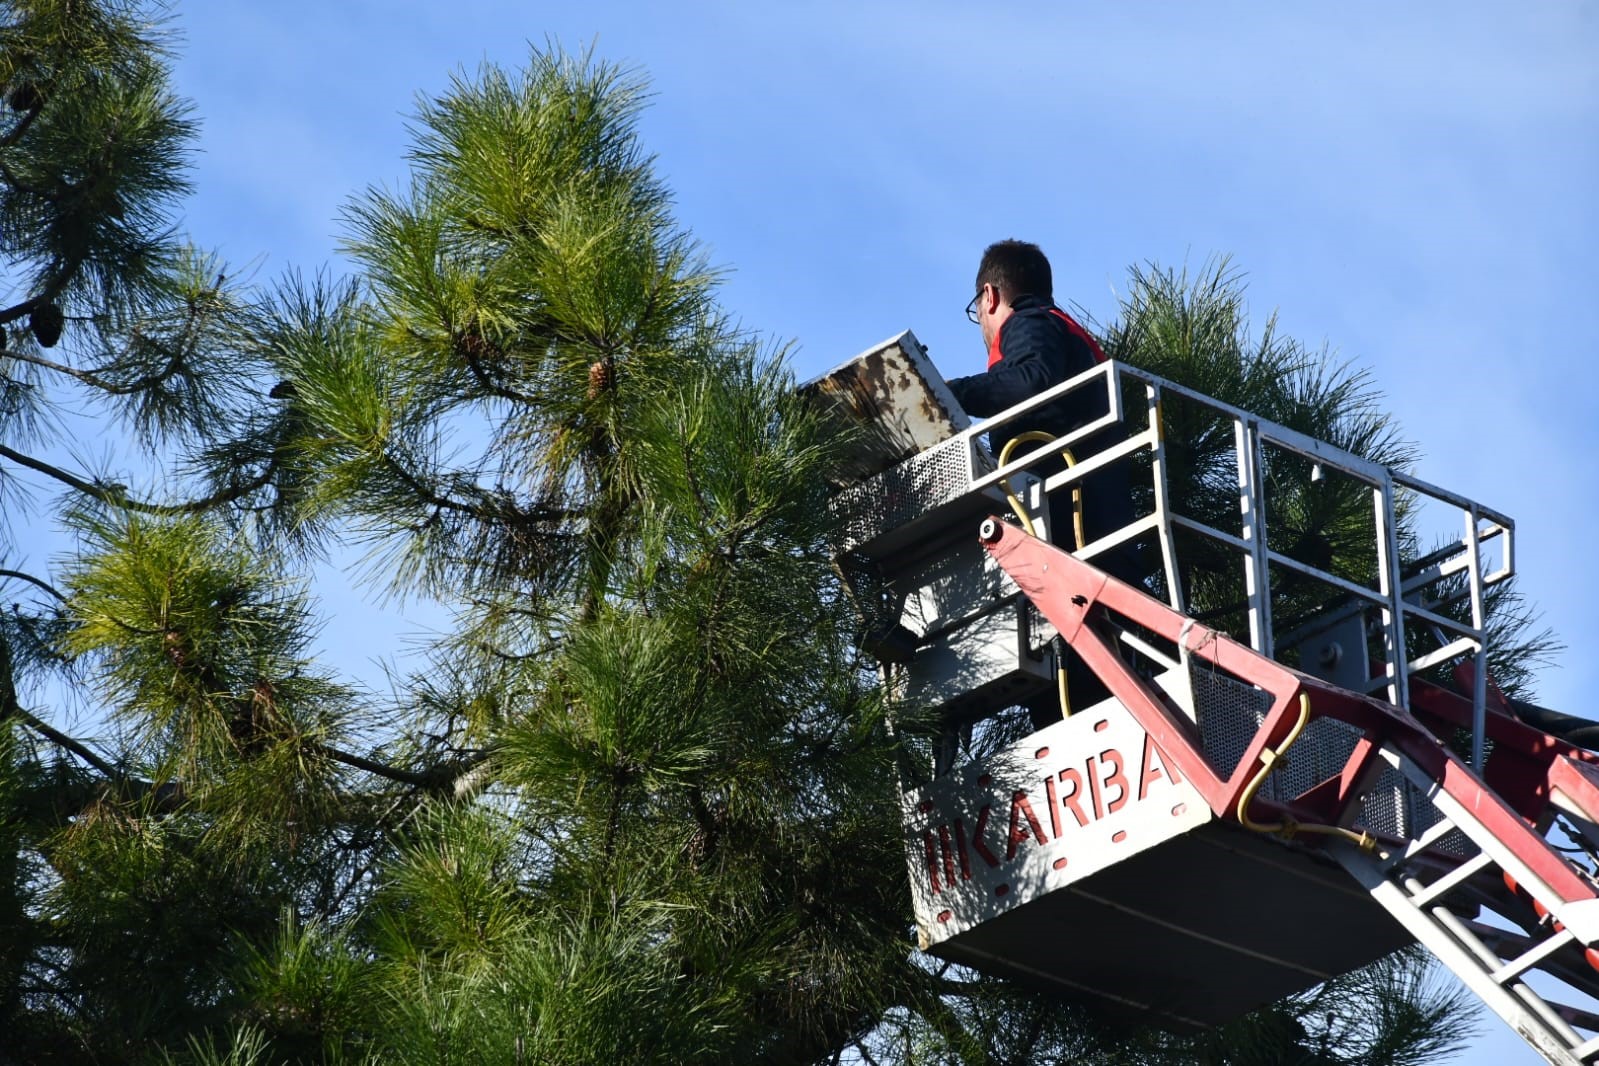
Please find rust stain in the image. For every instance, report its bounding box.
[802,334,963,486]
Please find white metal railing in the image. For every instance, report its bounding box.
[946,359,1513,770]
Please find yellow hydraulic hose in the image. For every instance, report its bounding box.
[997,432,1085,719]
[1236,693,1376,851]
[996,432,1085,550]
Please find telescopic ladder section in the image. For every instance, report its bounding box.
[980,519,1599,1066]
[1331,797,1599,1065]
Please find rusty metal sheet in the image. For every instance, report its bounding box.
[802,330,968,487]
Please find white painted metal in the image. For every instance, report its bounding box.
[1236,417,1274,658]
[930,358,1508,764]
[1335,856,1590,1066]
[1329,743,1599,1064]
[902,697,1211,949]
[1146,383,1186,613]
[901,603,1054,712]
[823,349,1561,1056]
[1466,505,1491,771]
[1373,480,1410,709]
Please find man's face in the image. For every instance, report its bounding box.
[975,283,999,349]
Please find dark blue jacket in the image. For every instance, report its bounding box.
[946,294,1107,443]
[947,296,1137,574]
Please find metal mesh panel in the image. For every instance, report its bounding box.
[835,551,899,636]
[832,436,989,553]
[1192,666,1277,781]
[1434,827,1475,857]
[1272,717,1362,803]
[1188,666,1458,851]
[1365,778,1473,857]
[1355,766,1411,840]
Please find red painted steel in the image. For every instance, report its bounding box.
[980,518,1599,913]
[982,517,1302,818]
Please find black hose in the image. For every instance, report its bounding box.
[1508,698,1599,750]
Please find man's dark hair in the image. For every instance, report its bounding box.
[976,239,1053,302]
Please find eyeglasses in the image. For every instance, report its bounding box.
[965,289,983,323]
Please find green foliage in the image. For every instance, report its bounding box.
[57,507,348,794]
[161,1026,278,1066]
[323,46,721,610]
[0,4,1520,1065]
[0,0,193,318]
[234,916,369,1063]
[0,0,267,562]
[352,808,745,1065]
[1293,946,1478,1066]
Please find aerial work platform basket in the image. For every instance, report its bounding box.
[811,333,1599,1065]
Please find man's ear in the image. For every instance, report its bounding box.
[978,283,996,315]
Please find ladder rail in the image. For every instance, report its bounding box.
[980,518,1599,1066]
[1335,841,1592,1065]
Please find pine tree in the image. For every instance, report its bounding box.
[0,4,1503,1064]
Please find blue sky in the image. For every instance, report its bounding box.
[159,3,1596,1061]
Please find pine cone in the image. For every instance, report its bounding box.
[683,826,709,868]
[230,679,283,755]
[455,330,500,364]
[7,81,41,112]
[28,303,62,348]
[587,359,613,399]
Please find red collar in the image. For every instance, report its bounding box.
[987,306,1106,369]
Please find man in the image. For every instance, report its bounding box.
[943,241,1141,734]
[946,239,1137,575]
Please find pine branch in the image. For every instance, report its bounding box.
[3,346,129,392]
[1,630,118,782]
[906,973,991,1061]
[0,260,76,325]
[316,741,490,793]
[0,442,273,514]
[4,687,473,814]
[852,1040,883,1066]
[8,704,121,780]
[0,568,67,602]
[378,452,577,524]
[0,103,43,150]
[458,338,536,404]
